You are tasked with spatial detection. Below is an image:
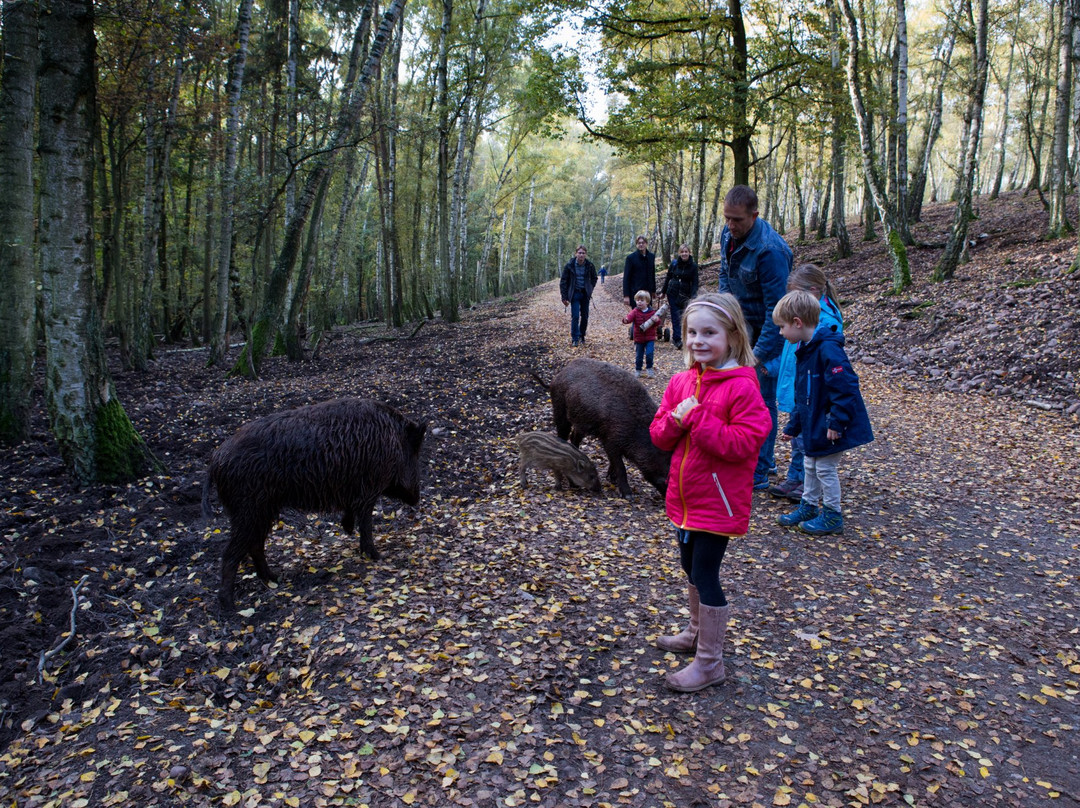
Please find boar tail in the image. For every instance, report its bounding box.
[529,369,550,390]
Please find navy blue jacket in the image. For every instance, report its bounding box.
[623,249,657,300]
[718,218,793,364]
[560,258,597,302]
[784,330,873,457]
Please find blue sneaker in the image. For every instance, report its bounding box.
[779,500,819,527]
[752,475,771,490]
[800,506,844,535]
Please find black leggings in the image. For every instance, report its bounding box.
[676,529,730,607]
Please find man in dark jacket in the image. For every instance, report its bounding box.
[560,245,598,346]
[718,185,793,489]
[622,235,657,307]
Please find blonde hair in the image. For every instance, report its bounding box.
[634,290,652,305]
[682,292,755,367]
[788,263,840,314]
[773,290,821,328]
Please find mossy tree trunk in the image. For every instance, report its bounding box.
[0,0,39,445]
[39,0,157,484]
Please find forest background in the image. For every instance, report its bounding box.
[0,0,1079,490]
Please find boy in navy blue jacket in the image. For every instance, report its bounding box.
[771,290,873,535]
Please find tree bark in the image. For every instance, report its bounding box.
[836,0,910,290]
[209,0,254,366]
[1047,0,1075,236]
[728,0,751,185]
[989,4,1021,199]
[39,0,155,483]
[893,0,912,243]
[0,0,39,444]
[934,0,990,280]
[436,0,456,320]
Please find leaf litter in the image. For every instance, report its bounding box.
[0,191,1077,806]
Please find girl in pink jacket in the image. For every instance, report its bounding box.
[649,292,772,692]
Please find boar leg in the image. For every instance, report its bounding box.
[552,400,571,441]
[342,508,355,534]
[519,460,530,488]
[219,511,276,611]
[355,498,382,560]
[603,443,633,497]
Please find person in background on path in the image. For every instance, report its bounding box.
[773,290,873,535]
[659,243,700,349]
[768,264,844,503]
[599,265,608,284]
[560,245,598,347]
[623,235,657,307]
[649,293,772,692]
[717,185,793,491]
[624,290,661,378]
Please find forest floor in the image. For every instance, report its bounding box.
[0,189,1078,807]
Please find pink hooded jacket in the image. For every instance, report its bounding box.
[650,363,772,536]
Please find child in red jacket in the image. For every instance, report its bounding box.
[623,290,665,378]
[649,292,772,692]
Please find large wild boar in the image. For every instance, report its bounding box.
[203,398,427,611]
[535,358,670,497]
[516,431,601,492]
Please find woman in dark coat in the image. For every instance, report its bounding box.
[659,244,700,348]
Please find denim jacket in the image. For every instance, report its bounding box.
[718,218,793,364]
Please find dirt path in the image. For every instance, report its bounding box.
[0,276,1076,807]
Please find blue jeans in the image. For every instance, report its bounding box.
[570,289,590,343]
[755,364,778,479]
[669,300,686,343]
[635,341,655,370]
[785,427,804,482]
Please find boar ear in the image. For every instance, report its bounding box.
[406,420,427,450]
[576,458,591,472]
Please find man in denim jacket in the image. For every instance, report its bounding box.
[717,185,793,489]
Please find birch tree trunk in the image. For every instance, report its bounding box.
[39,0,155,483]
[836,0,910,290]
[134,39,185,369]
[521,178,535,285]
[1047,0,1076,236]
[934,0,990,280]
[827,0,851,256]
[208,0,254,366]
[893,0,912,243]
[285,0,300,227]
[908,30,954,221]
[0,0,38,444]
[989,5,1021,199]
[435,0,456,320]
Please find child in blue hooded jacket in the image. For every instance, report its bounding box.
[772,289,873,535]
[767,264,844,502]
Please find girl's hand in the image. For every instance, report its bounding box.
[827,428,841,441]
[672,396,698,422]
[781,433,793,442]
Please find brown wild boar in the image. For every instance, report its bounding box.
[516,431,602,491]
[203,398,427,611]
[533,358,670,497]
